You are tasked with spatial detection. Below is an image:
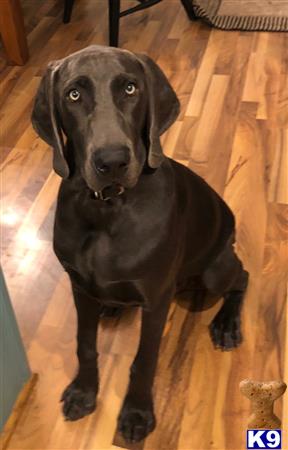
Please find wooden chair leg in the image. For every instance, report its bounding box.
[0,0,29,65]
[108,0,120,47]
[63,0,76,23]
[180,0,198,20]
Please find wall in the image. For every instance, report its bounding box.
[0,267,31,430]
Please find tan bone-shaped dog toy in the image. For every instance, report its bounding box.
[240,379,287,429]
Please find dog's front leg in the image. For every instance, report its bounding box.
[118,291,172,442]
[61,284,100,421]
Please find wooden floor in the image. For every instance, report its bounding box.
[1,1,287,449]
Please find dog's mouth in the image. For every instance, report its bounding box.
[93,183,125,201]
[83,154,143,201]
[87,182,125,202]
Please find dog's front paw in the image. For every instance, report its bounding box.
[118,403,156,443]
[209,311,242,351]
[61,381,97,421]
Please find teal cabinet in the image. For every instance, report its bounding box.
[0,267,31,431]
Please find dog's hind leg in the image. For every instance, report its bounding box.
[202,236,249,351]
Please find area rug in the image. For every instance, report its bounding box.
[193,0,288,31]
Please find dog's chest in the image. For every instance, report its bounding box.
[54,198,173,294]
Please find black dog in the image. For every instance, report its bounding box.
[32,45,248,443]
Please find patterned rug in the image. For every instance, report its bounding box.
[193,0,288,31]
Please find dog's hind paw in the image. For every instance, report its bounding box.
[118,405,156,442]
[209,312,242,351]
[61,382,97,421]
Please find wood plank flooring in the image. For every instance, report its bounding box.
[1,1,287,449]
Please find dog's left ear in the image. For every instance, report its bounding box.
[31,61,69,179]
[136,54,180,169]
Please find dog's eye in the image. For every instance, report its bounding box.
[125,82,136,96]
[68,89,81,102]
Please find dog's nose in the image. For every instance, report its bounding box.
[92,146,130,175]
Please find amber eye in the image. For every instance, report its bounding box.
[125,82,136,96]
[68,89,81,102]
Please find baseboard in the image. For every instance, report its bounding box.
[0,373,38,450]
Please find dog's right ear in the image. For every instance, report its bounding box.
[31,62,69,179]
[135,54,180,170]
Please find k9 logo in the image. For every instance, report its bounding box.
[247,430,281,449]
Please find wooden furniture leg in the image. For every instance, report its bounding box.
[109,0,120,47]
[63,0,76,23]
[180,0,198,20]
[0,0,29,65]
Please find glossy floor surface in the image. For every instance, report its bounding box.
[1,1,287,449]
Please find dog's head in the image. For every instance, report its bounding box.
[31,45,180,192]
